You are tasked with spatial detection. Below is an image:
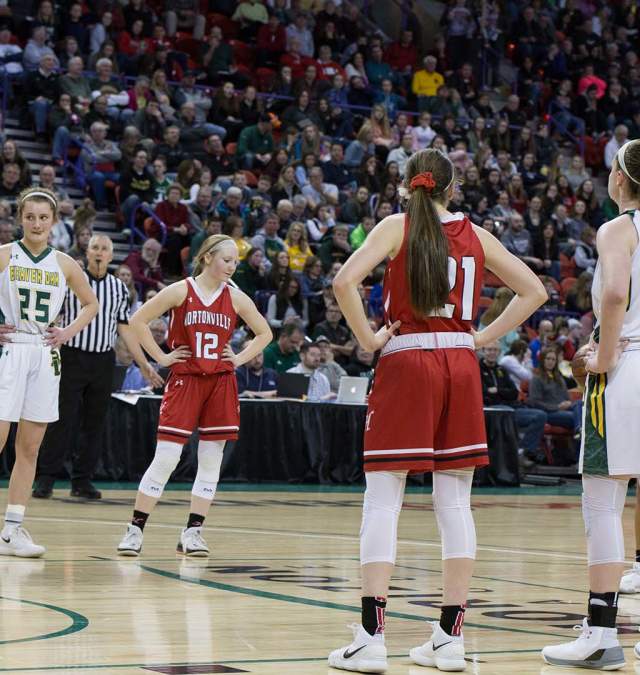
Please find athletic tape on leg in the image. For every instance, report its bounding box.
[192,440,224,500]
[582,474,626,565]
[433,470,476,560]
[360,471,406,565]
[138,441,182,498]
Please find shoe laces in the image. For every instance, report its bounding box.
[572,618,592,641]
[123,526,141,545]
[185,527,207,548]
[11,526,33,543]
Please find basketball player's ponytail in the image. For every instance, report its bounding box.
[403,149,455,318]
[616,140,640,200]
[193,234,235,276]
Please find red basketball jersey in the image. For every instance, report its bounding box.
[383,212,484,334]
[167,278,237,376]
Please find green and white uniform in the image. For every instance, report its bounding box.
[0,242,67,422]
[580,209,640,475]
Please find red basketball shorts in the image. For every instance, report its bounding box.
[157,371,240,444]
[364,348,488,473]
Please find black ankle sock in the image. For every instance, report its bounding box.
[635,549,640,563]
[187,513,205,529]
[361,596,386,636]
[588,591,618,628]
[440,604,467,636]
[132,510,149,531]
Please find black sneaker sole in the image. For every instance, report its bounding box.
[32,490,53,499]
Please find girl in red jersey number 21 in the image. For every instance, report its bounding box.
[117,234,271,557]
[328,148,547,674]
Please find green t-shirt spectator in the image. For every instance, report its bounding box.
[263,341,300,373]
[237,123,275,157]
[350,223,370,250]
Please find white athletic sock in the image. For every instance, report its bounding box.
[3,504,25,535]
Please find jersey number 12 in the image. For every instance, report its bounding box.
[194,331,219,360]
[430,256,476,320]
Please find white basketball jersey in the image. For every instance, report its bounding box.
[0,242,67,336]
[592,209,640,340]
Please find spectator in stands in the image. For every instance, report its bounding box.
[124,237,165,295]
[188,186,216,231]
[565,271,593,314]
[67,219,93,268]
[318,224,351,272]
[385,28,417,79]
[322,143,356,194]
[286,13,314,58]
[501,212,544,272]
[533,222,561,281]
[316,334,346,393]
[233,246,267,297]
[350,215,375,251]
[266,249,293,291]
[0,163,21,201]
[341,186,370,227]
[81,121,122,210]
[263,322,304,373]
[344,125,375,169]
[565,154,590,192]
[115,337,149,391]
[478,287,519,356]
[115,264,139,311]
[412,55,444,112]
[165,0,205,40]
[374,78,406,124]
[285,221,312,273]
[176,101,226,151]
[198,133,235,178]
[152,125,186,173]
[302,167,339,210]
[236,341,278,398]
[153,183,191,276]
[301,255,326,326]
[267,276,308,329]
[49,93,84,164]
[312,302,354,366]
[365,43,394,91]
[287,341,331,400]
[23,25,58,72]
[251,211,286,266]
[529,347,582,436]
[23,53,59,141]
[386,132,414,177]
[345,345,376,379]
[499,339,534,389]
[0,219,14,245]
[257,13,286,68]
[604,124,629,169]
[237,113,274,171]
[0,140,30,188]
[59,57,91,113]
[480,341,547,464]
[574,226,597,275]
[529,319,554,368]
[120,147,156,226]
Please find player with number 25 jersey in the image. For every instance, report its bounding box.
[364,211,488,474]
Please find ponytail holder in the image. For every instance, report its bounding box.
[410,171,436,192]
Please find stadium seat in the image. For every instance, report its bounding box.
[560,276,578,299]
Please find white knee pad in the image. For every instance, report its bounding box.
[433,470,476,560]
[582,475,626,565]
[139,441,182,498]
[360,471,406,565]
[192,441,225,500]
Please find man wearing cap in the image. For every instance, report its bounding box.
[237,113,275,170]
[236,338,278,398]
[174,71,214,125]
[316,335,347,394]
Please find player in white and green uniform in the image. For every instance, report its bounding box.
[0,188,98,557]
[543,141,640,670]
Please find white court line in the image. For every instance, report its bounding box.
[26,514,587,562]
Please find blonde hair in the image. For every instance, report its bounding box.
[17,186,58,220]
[482,287,515,325]
[193,234,236,276]
[286,221,309,252]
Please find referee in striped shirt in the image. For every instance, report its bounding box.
[33,234,162,499]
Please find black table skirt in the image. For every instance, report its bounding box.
[0,398,520,487]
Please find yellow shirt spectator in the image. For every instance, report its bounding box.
[412,68,444,98]
[235,236,252,261]
[285,222,312,272]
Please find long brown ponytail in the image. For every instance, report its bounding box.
[193,234,235,276]
[403,148,455,317]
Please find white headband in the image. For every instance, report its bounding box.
[21,191,58,209]
[616,141,640,185]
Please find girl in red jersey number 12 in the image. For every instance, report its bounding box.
[117,234,271,557]
[328,149,547,674]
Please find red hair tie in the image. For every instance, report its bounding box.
[410,171,436,192]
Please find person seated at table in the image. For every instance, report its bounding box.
[479,341,547,464]
[345,345,375,380]
[236,340,278,398]
[263,321,305,373]
[311,302,354,367]
[115,337,152,391]
[316,334,346,394]
[287,341,332,401]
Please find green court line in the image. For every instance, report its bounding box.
[0,596,88,645]
[0,480,593,495]
[139,564,573,639]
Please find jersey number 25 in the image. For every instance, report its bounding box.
[429,256,476,321]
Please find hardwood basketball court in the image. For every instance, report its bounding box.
[2,483,640,674]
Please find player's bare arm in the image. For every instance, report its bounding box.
[118,322,165,389]
[333,214,404,352]
[472,226,548,349]
[586,215,637,373]
[224,287,272,367]
[0,245,14,342]
[130,280,191,366]
[48,252,99,348]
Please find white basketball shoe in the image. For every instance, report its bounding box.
[0,525,45,558]
[176,527,209,556]
[328,623,388,673]
[621,563,640,594]
[117,524,143,556]
[542,618,625,670]
[409,621,466,671]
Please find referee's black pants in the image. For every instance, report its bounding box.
[37,346,115,484]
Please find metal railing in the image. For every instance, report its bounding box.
[129,202,167,249]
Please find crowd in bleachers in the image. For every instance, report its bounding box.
[0,0,639,466]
